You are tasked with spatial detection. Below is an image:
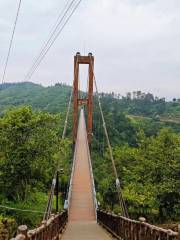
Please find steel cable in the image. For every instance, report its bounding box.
[1,0,22,83]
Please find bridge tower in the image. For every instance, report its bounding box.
[73,52,94,143]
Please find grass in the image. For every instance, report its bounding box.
[0,192,48,227]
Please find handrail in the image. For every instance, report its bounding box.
[97,210,179,240]
[66,141,77,213]
[11,210,68,240]
[84,111,98,219]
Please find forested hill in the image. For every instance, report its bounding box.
[99,92,180,118]
[0,82,180,120]
[0,82,72,114]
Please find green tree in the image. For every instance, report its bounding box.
[113,129,180,221]
[0,106,60,201]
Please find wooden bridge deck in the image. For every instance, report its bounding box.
[61,109,113,239]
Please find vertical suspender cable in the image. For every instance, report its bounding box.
[43,171,57,220]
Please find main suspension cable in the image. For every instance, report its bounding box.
[1,0,22,83]
[89,58,129,217]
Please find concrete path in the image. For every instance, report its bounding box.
[61,109,112,239]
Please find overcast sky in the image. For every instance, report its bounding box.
[0,0,180,99]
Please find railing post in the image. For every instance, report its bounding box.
[41,220,47,240]
[129,221,133,240]
[27,230,35,240]
[139,217,146,223]
[167,229,178,240]
[139,217,146,240]
[17,225,28,240]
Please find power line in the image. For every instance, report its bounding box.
[24,0,76,81]
[26,0,82,81]
[1,0,22,83]
[24,0,82,82]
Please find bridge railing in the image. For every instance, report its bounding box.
[97,210,179,240]
[85,120,98,217]
[11,210,68,240]
[66,140,78,213]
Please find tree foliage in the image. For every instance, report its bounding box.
[0,106,62,200]
[0,83,179,227]
[94,129,180,222]
[0,106,72,230]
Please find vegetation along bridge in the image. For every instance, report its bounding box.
[9,53,179,240]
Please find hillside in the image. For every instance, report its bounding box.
[0,82,72,114]
[99,92,180,118]
[1,83,180,117]
[1,83,180,136]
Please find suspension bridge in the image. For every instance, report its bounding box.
[8,53,179,240]
[1,1,179,238]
